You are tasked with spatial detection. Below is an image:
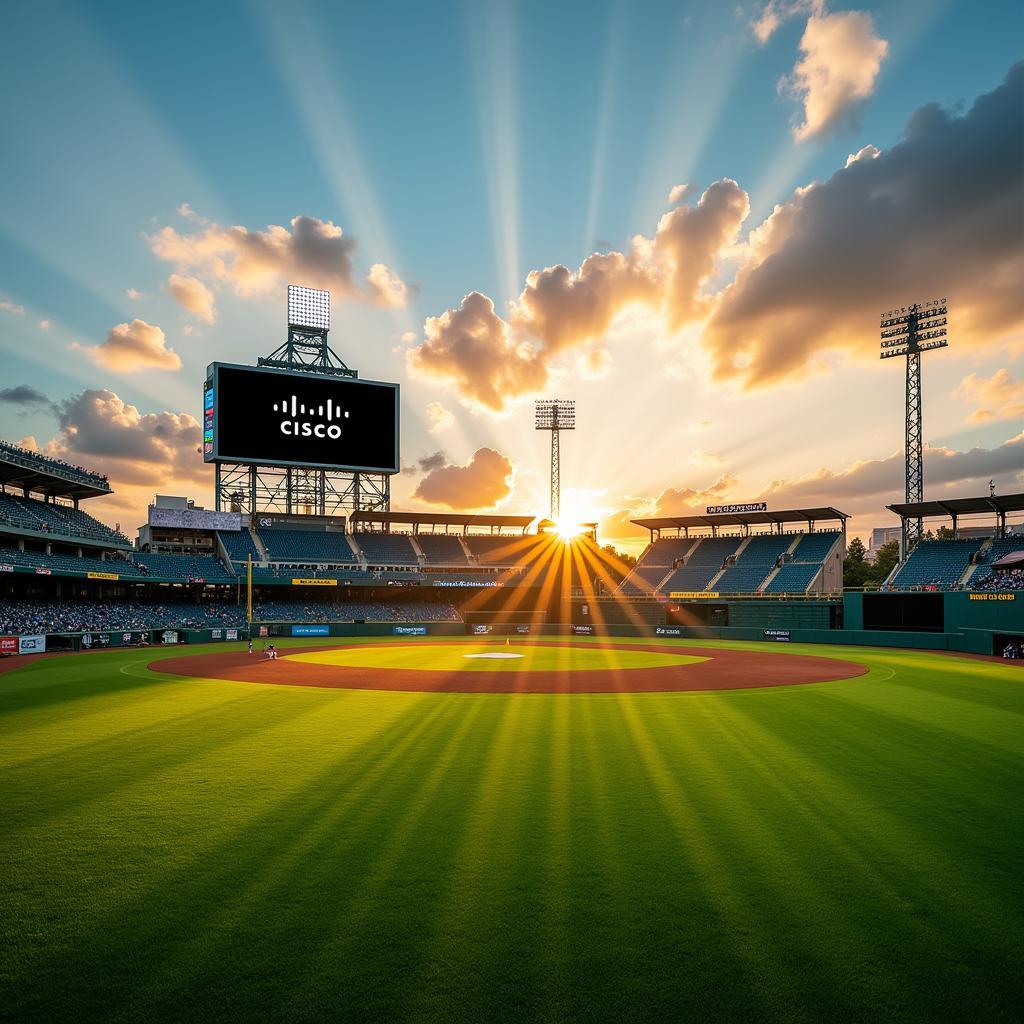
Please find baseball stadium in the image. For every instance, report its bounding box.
[1,281,1022,1024]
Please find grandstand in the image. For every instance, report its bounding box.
[415,534,470,565]
[624,508,848,596]
[259,528,357,564]
[886,494,1024,591]
[218,529,261,562]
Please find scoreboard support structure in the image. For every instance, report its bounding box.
[214,462,390,516]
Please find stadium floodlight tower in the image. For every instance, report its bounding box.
[880,298,949,553]
[535,399,575,520]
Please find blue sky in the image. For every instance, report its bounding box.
[1,0,1022,543]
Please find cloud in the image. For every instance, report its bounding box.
[1,298,25,316]
[425,401,455,434]
[126,288,146,301]
[412,447,515,510]
[51,389,204,486]
[784,9,888,140]
[409,180,749,411]
[575,348,613,380]
[952,368,1024,424]
[16,390,208,525]
[759,432,1024,505]
[407,292,546,412]
[77,319,182,373]
[510,247,661,352]
[750,0,822,44]
[702,63,1024,387]
[37,319,51,330]
[0,385,55,412]
[654,179,750,329]
[417,451,448,473]
[150,212,410,308]
[167,273,216,323]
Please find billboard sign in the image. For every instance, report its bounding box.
[706,503,767,514]
[291,624,330,636]
[18,635,46,654]
[0,636,18,654]
[655,626,683,637]
[204,363,399,474]
[149,507,242,531]
[394,625,428,636]
[764,629,792,641]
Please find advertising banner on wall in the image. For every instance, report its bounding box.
[764,629,792,641]
[18,635,46,654]
[292,624,330,636]
[394,625,428,636]
[655,626,684,637]
[572,625,594,635]
[0,636,19,654]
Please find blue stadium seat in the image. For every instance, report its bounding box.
[416,534,469,565]
[891,540,980,589]
[261,529,357,563]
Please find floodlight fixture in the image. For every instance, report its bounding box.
[534,399,576,431]
[288,284,331,333]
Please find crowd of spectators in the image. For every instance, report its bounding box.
[972,567,1024,592]
[0,601,246,635]
[0,439,109,488]
[0,598,463,634]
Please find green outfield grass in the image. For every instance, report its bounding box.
[1,638,1022,1023]
[287,640,707,672]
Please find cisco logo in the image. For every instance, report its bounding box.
[273,394,349,439]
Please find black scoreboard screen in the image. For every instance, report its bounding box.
[204,363,399,473]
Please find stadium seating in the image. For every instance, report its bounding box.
[890,539,980,589]
[636,537,696,566]
[617,565,671,595]
[658,536,741,593]
[0,545,144,577]
[0,438,110,491]
[415,534,469,565]
[0,600,245,634]
[218,529,261,562]
[762,563,821,594]
[132,552,235,581]
[714,534,794,593]
[260,529,357,563]
[789,531,841,562]
[969,538,1024,589]
[464,535,538,564]
[352,533,418,566]
[0,492,128,545]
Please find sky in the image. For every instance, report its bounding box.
[0,0,1021,551]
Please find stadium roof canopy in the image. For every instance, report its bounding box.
[349,510,536,533]
[0,439,112,500]
[632,507,848,535]
[887,492,1024,521]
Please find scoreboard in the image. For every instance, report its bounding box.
[204,363,399,474]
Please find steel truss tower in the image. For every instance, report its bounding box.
[880,299,949,552]
[213,285,392,516]
[535,400,575,520]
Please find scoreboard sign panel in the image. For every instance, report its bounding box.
[204,363,399,474]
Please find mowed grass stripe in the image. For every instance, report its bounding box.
[0,640,1022,1023]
